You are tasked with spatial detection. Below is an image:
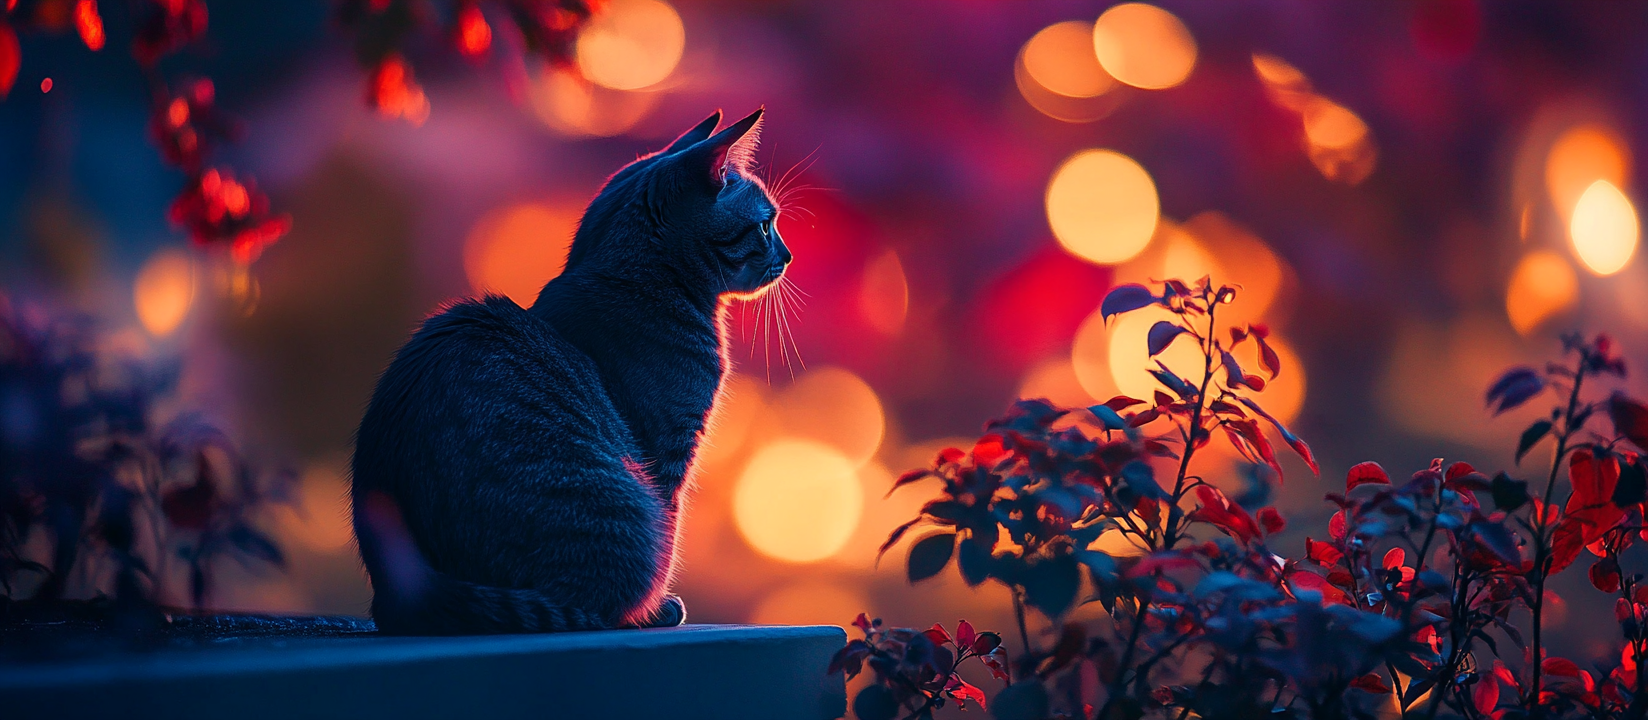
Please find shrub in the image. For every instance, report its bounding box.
[0,296,289,634]
[832,277,1648,720]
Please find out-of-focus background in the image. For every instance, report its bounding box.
[3,0,1646,665]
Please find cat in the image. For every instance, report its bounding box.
[351,109,788,634]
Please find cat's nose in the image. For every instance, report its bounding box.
[777,245,793,266]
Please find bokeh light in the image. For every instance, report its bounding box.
[860,248,909,336]
[749,580,869,626]
[1302,97,1377,185]
[698,373,769,469]
[1180,212,1288,322]
[271,458,356,554]
[1071,307,1119,402]
[1104,306,1206,401]
[769,366,886,467]
[1545,125,1630,220]
[1153,223,1224,283]
[1091,3,1197,90]
[1018,356,1096,408]
[134,247,195,337]
[1302,99,1370,153]
[1569,179,1638,276]
[528,66,659,138]
[1251,52,1377,185]
[575,0,685,91]
[1505,250,1579,335]
[1046,149,1160,265]
[1251,53,1310,110]
[1022,21,1113,98]
[734,439,863,563]
[462,202,579,308]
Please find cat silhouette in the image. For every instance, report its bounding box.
[352,110,788,634]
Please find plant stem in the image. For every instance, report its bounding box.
[1095,599,1150,719]
[1527,359,1587,709]
[1163,301,1220,551]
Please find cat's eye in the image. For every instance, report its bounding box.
[759,220,774,237]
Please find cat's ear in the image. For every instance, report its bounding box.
[681,108,763,187]
[662,110,723,155]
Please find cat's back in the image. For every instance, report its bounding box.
[355,295,633,490]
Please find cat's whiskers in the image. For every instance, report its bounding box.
[770,276,805,378]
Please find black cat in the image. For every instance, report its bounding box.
[352,110,789,634]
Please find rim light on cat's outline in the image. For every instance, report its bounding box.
[352,109,795,634]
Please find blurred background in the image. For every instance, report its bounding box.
[3,0,1647,673]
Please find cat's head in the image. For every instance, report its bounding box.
[567,109,791,299]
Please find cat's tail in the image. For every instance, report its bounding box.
[355,491,610,635]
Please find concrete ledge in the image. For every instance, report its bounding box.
[0,624,847,720]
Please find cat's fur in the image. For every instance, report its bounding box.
[351,110,788,634]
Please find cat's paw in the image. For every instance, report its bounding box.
[636,594,686,628]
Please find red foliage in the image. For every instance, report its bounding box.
[1189,485,1260,544]
[0,22,17,98]
[1346,461,1389,491]
[859,310,1647,719]
[366,53,430,125]
[169,168,291,263]
[134,0,209,67]
[73,0,103,51]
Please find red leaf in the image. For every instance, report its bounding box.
[1549,516,1585,575]
[973,434,1010,468]
[1288,568,1351,605]
[1382,547,1405,570]
[980,647,1010,681]
[936,447,966,465]
[1256,335,1282,379]
[949,677,988,710]
[955,619,976,649]
[1567,449,1625,545]
[1329,510,1347,541]
[1493,661,1519,693]
[1610,393,1648,451]
[1348,673,1392,694]
[1306,537,1344,566]
[852,613,872,634]
[1474,672,1501,715]
[1283,435,1319,477]
[74,0,105,51]
[1257,506,1286,535]
[1102,395,1146,411]
[0,24,17,98]
[1189,485,1260,544]
[1136,496,1161,526]
[1226,418,1283,480]
[1346,461,1390,491]
[1570,449,1620,509]
[1591,557,1622,593]
[888,469,932,496]
[1445,461,1478,483]
[1233,396,1316,477]
[924,623,953,647]
[455,3,492,57]
[1542,657,1581,678]
[878,517,923,560]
